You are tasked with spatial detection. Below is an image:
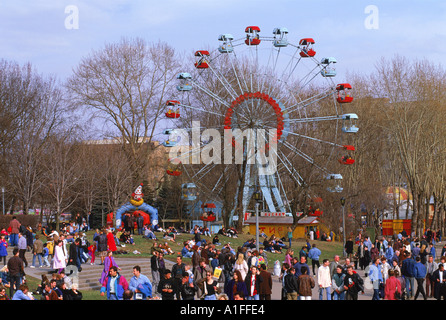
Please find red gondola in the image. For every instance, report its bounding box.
[308,197,323,216]
[299,38,316,57]
[194,50,210,69]
[245,26,261,46]
[338,145,355,165]
[200,203,217,221]
[336,83,353,103]
[165,100,181,118]
[166,158,182,176]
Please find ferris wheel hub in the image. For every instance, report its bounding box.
[224,92,285,148]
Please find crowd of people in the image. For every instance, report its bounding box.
[279,229,446,301]
[2,213,446,302]
[0,215,92,300]
[102,225,274,300]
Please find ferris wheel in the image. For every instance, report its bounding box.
[161,26,358,224]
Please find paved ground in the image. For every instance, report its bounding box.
[10,243,443,300]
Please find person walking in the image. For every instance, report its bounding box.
[150,250,160,293]
[31,235,44,268]
[7,248,24,298]
[308,244,321,276]
[244,265,263,300]
[171,256,186,300]
[283,267,299,300]
[224,270,248,300]
[413,256,427,300]
[0,235,8,266]
[129,265,152,300]
[384,269,402,300]
[317,258,331,300]
[369,258,383,300]
[100,266,129,300]
[99,251,120,284]
[8,217,21,247]
[426,255,438,298]
[17,233,28,268]
[432,263,446,300]
[233,253,249,281]
[343,265,364,300]
[401,252,415,299]
[52,240,67,274]
[158,269,176,300]
[258,263,272,300]
[331,265,346,300]
[297,266,315,300]
[94,228,108,265]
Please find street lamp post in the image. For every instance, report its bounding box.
[340,197,346,257]
[254,190,262,252]
[1,187,4,215]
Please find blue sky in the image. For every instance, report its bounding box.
[0,0,444,82]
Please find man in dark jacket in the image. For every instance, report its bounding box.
[244,265,263,300]
[432,263,446,300]
[343,265,364,300]
[283,267,299,300]
[137,214,144,235]
[259,263,272,300]
[150,251,160,292]
[94,229,108,265]
[172,256,186,300]
[68,238,81,272]
[401,252,415,299]
[7,248,24,298]
[158,269,176,300]
[180,272,197,300]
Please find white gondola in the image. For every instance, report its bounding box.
[273,27,289,47]
[341,113,359,133]
[320,57,337,77]
[181,183,197,201]
[176,73,192,91]
[326,174,343,193]
[218,34,234,53]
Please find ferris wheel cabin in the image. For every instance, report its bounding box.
[165,100,180,118]
[176,73,193,91]
[326,173,343,193]
[336,83,353,103]
[341,113,359,133]
[338,145,356,165]
[194,50,210,69]
[166,158,182,176]
[299,38,316,57]
[245,26,261,46]
[273,27,289,47]
[181,183,197,201]
[218,34,234,53]
[320,57,337,77]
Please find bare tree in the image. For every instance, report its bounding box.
[42,129,83,230]
[5,62,65,214]
[67,38,181,184]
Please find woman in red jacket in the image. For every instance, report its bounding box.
[106,229,117,252]
[384,269,402,300]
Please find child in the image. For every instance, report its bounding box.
[0,235,8,265]
[42,243,50,267]
[88,242,96,265]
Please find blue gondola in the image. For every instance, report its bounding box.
[273,27,289,47]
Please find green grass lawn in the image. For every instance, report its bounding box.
[26,229,343,300]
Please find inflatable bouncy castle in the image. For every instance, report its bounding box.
[114,184,159,228]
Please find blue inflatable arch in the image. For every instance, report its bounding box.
[115,202,159,228]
